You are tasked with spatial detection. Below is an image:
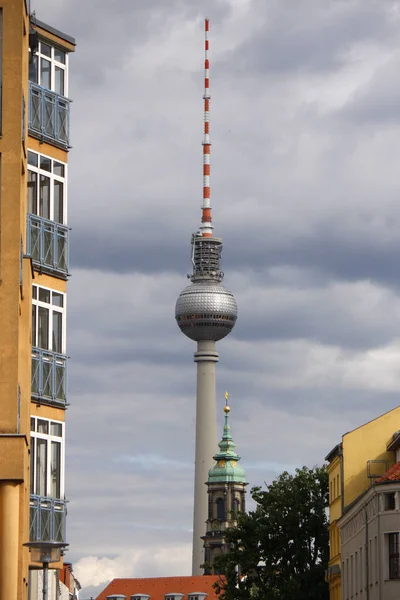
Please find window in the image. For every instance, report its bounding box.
[28,150,67,224]
[32,285,66,354]
[385,492,396,511]
[29,39,68,97]
[233,497,240,514]
[30,416,64,499]
[389,532,400,579]
[216,497,225,520]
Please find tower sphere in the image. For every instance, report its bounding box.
[175,281,237,342]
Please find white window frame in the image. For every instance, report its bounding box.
[30,415,65,499]
[31,39,69,97]
[28,149,68,225]
[32,284,67,355]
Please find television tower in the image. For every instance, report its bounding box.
[175,18,238,575]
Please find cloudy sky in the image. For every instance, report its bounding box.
[32,0,400,596]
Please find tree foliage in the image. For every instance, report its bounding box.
[214,465,329,600]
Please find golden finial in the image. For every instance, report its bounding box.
[224,391,230,413]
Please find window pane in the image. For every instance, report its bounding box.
[30,417,35,431]
[39,175,50,219]
[52,292,63,307]
[40,42,51,57]
[28,171,38,214]
[53,180,64,224]
[36,438,47,496]
[50,422,62,437]
[54,48,65,64]
[29,53,38,83]
[37,419,49,434]
[38,287,50,303]
[52,311,62,353]
[53,162,65,177]
[40,156,51,172]
[38,306,49,349]
[55,66,64,96]
[32,285,37,299]
[32,305,37,346]
[40,57,51,89]
[38,196,50,233]
[51,441,61,498]
[28,151,38,167]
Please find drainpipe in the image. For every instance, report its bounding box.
[365,506,369,600]
[339,444,344,514]
[377,490,382,600]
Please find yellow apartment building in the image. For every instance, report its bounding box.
[0,1,75,597]
[325,406,400,600]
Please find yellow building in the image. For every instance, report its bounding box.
[0,1,75,597]
[325,406,400,600]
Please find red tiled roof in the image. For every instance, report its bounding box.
[377,461,400,483]
[96,575,220,600]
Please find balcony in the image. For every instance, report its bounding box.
[27,213,69,278]
[28,81,70,149]
[31,348,67,408]
[29,495,67,543]
[27,214,69,279]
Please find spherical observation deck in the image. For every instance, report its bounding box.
[175,281,238,342]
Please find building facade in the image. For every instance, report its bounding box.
[325,407,400,600]
[0,1,75,597]
[203,401,247,573]
[339,476,400,600]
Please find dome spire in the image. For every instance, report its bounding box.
[208,393,246,484]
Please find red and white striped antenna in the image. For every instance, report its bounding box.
[200,18,213,237]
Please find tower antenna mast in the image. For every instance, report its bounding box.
[200,18,212,238]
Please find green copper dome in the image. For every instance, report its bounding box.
[208,403,246,484]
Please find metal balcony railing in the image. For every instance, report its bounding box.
[27,214,69,278]
[28,81,70,148]
[31,348,67,407]
[29,495,67,543]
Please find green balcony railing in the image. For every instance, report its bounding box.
[29,495,67,543]
[27,213,69,278]
[31,348,67,408]
[28,81,70,148]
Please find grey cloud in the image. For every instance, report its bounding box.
[218,0,397,76]
[338,54,400,124]
[35,0,231,85]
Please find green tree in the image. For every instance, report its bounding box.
[214,465,329,600]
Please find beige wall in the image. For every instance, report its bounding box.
[340,483,400,600]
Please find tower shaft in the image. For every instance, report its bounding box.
[192,340,218,574]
